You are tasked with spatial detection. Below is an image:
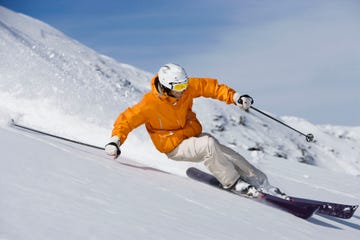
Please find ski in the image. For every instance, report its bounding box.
[186,167,318,219]
[289,196,358,219]
[186,167,358,219]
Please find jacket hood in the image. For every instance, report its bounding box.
[150,74,179,104]
[150,74,161,95]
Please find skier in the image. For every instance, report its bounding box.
[105,63,286,198]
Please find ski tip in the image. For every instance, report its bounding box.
[348,205,359,218]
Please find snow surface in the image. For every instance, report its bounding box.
[0,6,359,240]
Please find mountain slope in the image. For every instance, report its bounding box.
[1,125,359,240]
[0,5,151,128]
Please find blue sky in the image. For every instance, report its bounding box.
[2,0,360,126]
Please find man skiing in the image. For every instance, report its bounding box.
[105,63,285,198]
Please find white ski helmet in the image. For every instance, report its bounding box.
[158,63,188,92]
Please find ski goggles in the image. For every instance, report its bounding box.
[169,81,188,92]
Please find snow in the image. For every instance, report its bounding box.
[1,124,360,240]
[0,6,359,240]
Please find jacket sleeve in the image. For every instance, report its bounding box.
[189,77,236,104]
[111,97,147,144]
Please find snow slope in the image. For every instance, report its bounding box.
[0,6,359,240]
[1,122,359,240]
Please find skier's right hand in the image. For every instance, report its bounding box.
[105,136,121,159]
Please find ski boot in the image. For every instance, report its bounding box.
[266,187,290,200]
[231,179,260,198]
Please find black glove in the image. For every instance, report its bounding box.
[233,93,254,110]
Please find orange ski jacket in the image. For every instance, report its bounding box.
[111,74,237,153]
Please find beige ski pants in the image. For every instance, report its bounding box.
[167,133,268,188]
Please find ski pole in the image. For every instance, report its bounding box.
[10,119,105,150]
[250,106,315,142]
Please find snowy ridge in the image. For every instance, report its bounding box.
[0,6,150,127]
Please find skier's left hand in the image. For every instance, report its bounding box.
[233,93,254,110]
